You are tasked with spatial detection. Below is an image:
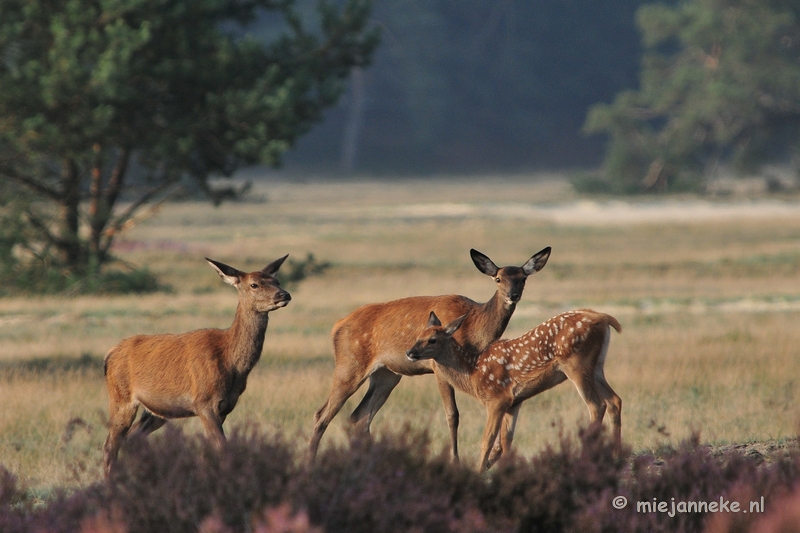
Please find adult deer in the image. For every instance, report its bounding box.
[406,309,622,471]
[307,247,551,462]
[102,255,291,476]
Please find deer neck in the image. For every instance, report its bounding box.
[433,342,482,396]
[463,291,515,352]
[225,305,270,374]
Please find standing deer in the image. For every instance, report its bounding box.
[406,309,622,471]
[103,255,291,476]
[307,247,552,462]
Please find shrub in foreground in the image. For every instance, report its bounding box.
[0,425,798,533]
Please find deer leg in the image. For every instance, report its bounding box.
[198,410,226,451]
[435,376,460,462]
[488,403,521,468]
[594,373,622,450]
[349,368,401,433]
[564,367,607,429]
[308,369,368,463]
[129,411,168,438]
[103,400,138,477]
[478,403,509,472]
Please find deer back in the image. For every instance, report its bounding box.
[473,310,622,401]
[332,294,478,374]
[331,247,552,374]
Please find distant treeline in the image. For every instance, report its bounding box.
[282,0,662,174]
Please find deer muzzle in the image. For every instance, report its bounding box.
[274,290,292,307]
[406,348,421,362]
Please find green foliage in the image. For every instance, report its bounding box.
[277,252,331,288]
[585,0,800,192]
[0,179,169,295]
[0,265,167,297]
[64,267,168,296]
[569,171,616,194]
[0,0,377,281]
[0,181,35,280]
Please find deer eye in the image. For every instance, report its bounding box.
[250,283,259,289]
[429,338,437,344]
[495,277,501,283]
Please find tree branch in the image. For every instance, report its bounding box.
[0,164,62,200]
[24,210,61,249]
[105,147,130,209]
[99,179,183,257]
[89,143,103,221]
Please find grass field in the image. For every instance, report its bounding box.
[2,175,800,495]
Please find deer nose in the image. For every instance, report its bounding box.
[509,291,521,302]
[274,290,291,304]
[406,349,418,361]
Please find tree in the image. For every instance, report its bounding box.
[584,0,800,192]
[0,0,377,282]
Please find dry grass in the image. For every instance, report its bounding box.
[1,175,800,493]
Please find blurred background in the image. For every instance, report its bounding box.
[283,0,644,175]
[280,0,800,194]
[3,0,800,288]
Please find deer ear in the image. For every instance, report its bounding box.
[206,258,243,286]
[444,313,468,336]
[263,254,289,276]
[522,246,551,275]
[428,311,442,327]
[470,249,499,277]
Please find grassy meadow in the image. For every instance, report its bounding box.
[2,175,800,495]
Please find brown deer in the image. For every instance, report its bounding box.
[102,255,291,476]
[307,247,552,462]
[406,309,622,471]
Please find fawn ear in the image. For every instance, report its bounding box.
[444,313,468,336]
[206,258,243,286]
[427,311,442,327]
[262,254,289,276]
[522,246,551,276]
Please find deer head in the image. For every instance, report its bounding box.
[470,247,551,305]
[206,255,291,313]
[406,311,467,362]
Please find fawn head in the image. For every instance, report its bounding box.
[470,247,551,305]
[206,255,292,313]
[406,311,467,362]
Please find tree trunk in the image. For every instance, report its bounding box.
[87,147,131,269]
[59,157,85,273]
[341,67,365,173]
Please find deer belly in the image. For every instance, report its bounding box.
[384,357,434,376]
[135,393,195,419]
[515,370,567,401]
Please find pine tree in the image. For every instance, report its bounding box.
[585,0,800,192]
[0,0,377,282]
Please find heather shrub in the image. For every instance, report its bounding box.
[480,423,628,533]
[0,467,28,533]
[199,504,323,533]
[1,424,799,533]
[105,427,297,533]
[583,435,800,533]
[298,429,491,533]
